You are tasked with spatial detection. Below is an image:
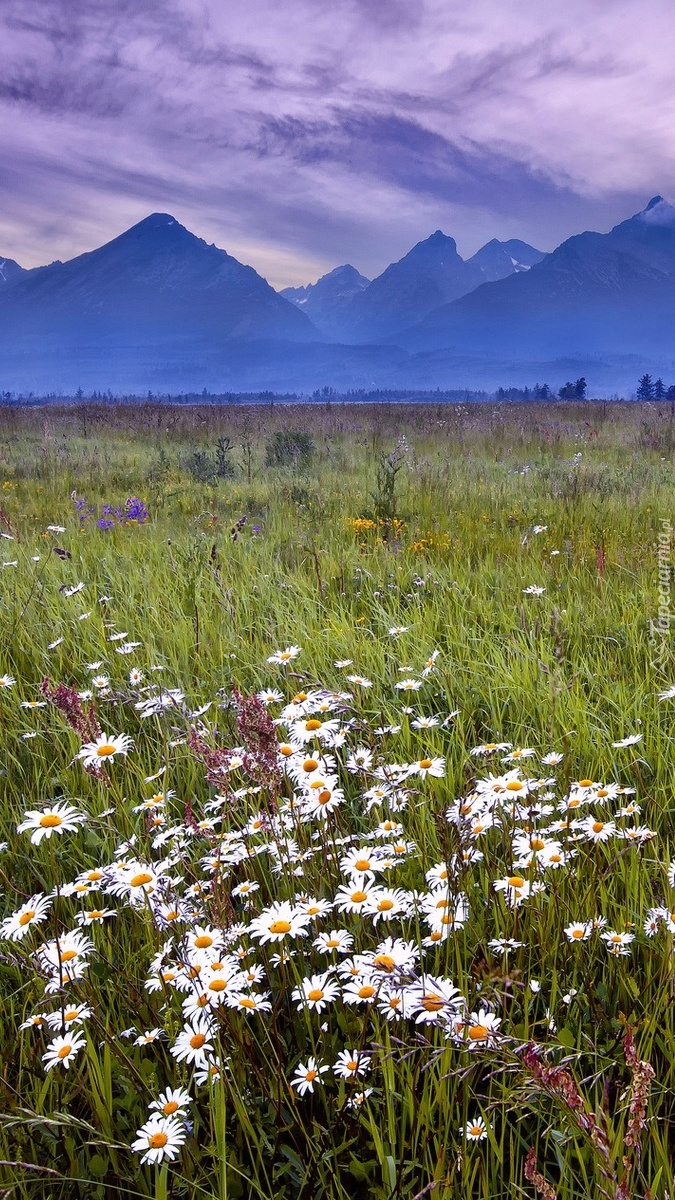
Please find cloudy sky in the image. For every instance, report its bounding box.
[1,0,674,287]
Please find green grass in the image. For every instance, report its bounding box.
[0,400,672,1200]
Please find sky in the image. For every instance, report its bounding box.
[1,0,674,289]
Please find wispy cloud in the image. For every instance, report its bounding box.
[0,0,673,285]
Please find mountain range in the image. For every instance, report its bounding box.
[1,199,674,394]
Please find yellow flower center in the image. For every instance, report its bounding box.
[305,1069,317,1081]
[597,788,609,798]
[149,1133,168,1149]
[60,950,77,962]
[280,745,293,756]
[354,858,371,872]
[293,693,308,703]
[419,759,433,770]
[130,872,153,887]
[507,876,524,889]
[429,930,442,941]
[209,979,227,992]
[592,821,604,834]
[373,954,396,971]
[326,939,340,948]
[377,899,394,911]
[347,1060,358,1071]
[190,1033,207,1049]
[308,988,324,1001]
[163,1101,179,1115]
[239,997,256,1009]
[57,1044,72,1059]
[351,891,367,903]
[87,871,102,881]
[269,919,292,934]
[421,993,445,1012]
[96,744,116,757]
[572,929,584,939]
[303,759,319,772]
[19,911,35,925]
[64,1010,79,1021]
[305,719,322,731]
[530,837,545,851]
[506,781,523,792]
[468,1024,489,1040]
[194,935,213,949]
[579,779,594,788]
[40,814,62,828]
[358,985,375,999]
[318,790,332,804]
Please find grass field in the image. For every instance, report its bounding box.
[0,399,673,1200]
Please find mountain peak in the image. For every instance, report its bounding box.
[136,212,182,228]
[638,195,675,225]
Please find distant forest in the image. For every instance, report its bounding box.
[0,377,673,406]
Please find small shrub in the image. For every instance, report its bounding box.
[184,437,235,484]
[264,430,314,468]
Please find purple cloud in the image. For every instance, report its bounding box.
[0,0,673,286]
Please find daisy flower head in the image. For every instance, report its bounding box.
[346,674,373,688]
[564,921,593,943]
[291,972,340,1012]
[408,755,445,779]
[0,674,16,689]
[228,990,273,1016]
[1,893,52,940]
[463,1008,502,1046]
[410,977,464,1026]
[334,876,376,914]
[462,1115,489,1141]
[42,1031,87,1071]
[601,929,635,956]
[131,1116,186,1165]
[248,901,310,944]
[364,886,411,924]
[493,875,532,907]
[77,733,133,769]
[611,734,643,748]
[333,1049,371,1079]
[44,1003,92,1030]
[313,929,354,955]
[579,816,616,843]
[170,1016,215,1066]
[18,802,86,845]
[267,645,301,666]
[149,1087,192,1119]
[290,1057,329,1096]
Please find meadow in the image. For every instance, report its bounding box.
[0,399,673,1200]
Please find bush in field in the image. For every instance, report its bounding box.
[184,437,235,483]
[265,430,315,468]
